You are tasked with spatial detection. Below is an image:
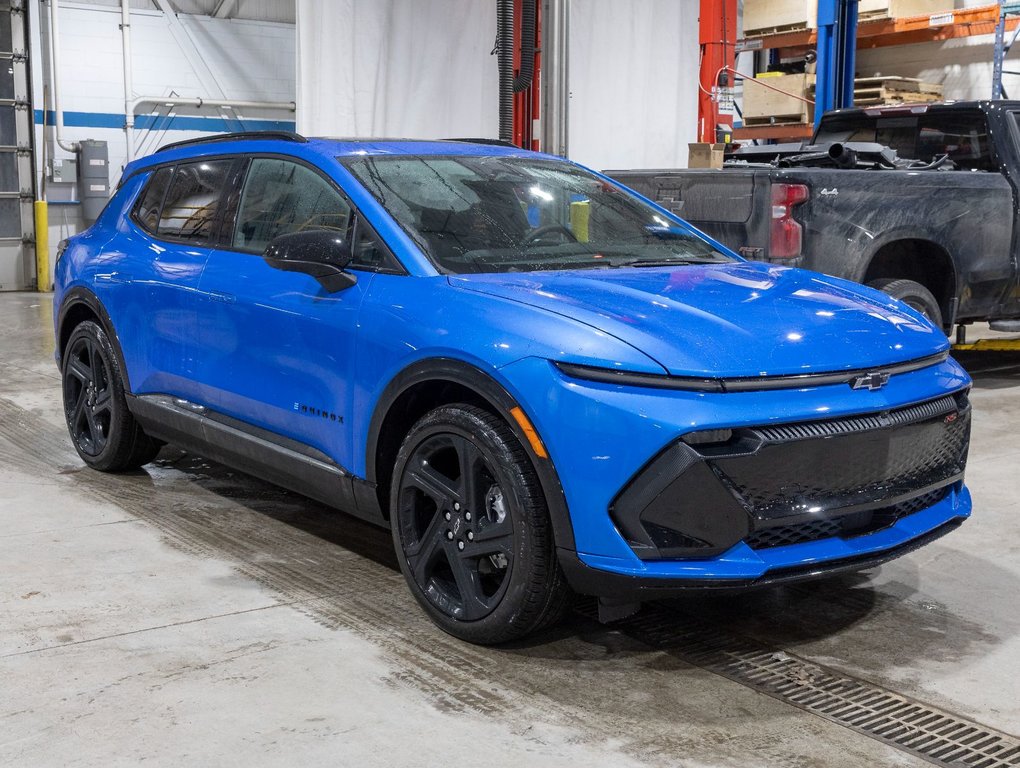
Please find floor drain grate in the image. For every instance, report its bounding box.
[584,604,1020,767]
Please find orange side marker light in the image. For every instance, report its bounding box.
[509,406,548,459]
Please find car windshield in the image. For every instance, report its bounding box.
[341,154,734,274]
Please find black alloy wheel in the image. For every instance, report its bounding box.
[61,321,162,471]
[63,331,114,457]
[391,404,569,644]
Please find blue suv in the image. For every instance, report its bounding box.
[54,131,972,643]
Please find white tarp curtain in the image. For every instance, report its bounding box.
[296,0,499,139]
[568,1,699,171]
[296,0,700,169]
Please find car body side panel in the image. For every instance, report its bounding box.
[56,173,210,404]
[191,248,376,470]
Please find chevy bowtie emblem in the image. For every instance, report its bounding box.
[850,371,891,391]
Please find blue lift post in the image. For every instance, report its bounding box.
[992,1,1020,98]
[814,0,859,126]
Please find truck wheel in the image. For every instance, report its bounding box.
[390,403,570,644]
[61,320,162,472]
[868,278,943,329]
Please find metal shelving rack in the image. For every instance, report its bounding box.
[992,1,1020,98]
[734,1,1020,141]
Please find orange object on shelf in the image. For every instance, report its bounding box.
[732,123,815,141]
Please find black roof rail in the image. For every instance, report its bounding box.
[156,130,308,154]
[444,137,519,147]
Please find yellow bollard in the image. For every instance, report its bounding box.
[34,200,49,291]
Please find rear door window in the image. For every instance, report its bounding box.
[156,159,234,242]
[232,158,353,253]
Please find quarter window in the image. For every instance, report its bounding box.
[156,159,233,242]
[134,166,174,233]
[233,158,352,252]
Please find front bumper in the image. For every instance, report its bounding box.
[497,354,973,594]
[611,390,970,560]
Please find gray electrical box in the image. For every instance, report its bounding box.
[51,158,77,183]
[77,140,110,222]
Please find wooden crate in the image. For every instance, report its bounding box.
[743,0,813,36]
[743,73,814,125]
[858,0,955,21]
[853,76,943,106]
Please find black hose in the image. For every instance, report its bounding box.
[513,0,536,93]
[497,0,514,143]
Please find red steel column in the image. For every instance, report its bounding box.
[512,0,541,149]
[698,0,737,143]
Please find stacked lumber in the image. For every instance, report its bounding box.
[853,77,943,106]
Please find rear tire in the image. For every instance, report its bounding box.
[390,403,569,644]
[868,278,943,329]
[61,320,162,472]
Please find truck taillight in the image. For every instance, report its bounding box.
[770,183,809,259]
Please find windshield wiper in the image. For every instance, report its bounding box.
[610,257,726,268]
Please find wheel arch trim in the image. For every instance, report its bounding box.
[365,357,576,552]
[56,287,131,386]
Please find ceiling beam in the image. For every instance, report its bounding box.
[213,0,237,18]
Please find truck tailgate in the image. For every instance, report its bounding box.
[606,168,758,224]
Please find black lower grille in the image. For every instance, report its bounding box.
[745,487,951,550]
[745,519,843,549]
[714,394,970,521]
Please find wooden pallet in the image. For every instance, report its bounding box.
[744,21,811,38]
[853,76,943,106]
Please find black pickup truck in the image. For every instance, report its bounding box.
[609,101,1020,333]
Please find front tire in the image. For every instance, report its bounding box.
[61,320,161,472]
[390,404,569,644]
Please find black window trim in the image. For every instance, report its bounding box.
[127,150,408,276]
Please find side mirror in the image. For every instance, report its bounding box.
[263,230,357,292]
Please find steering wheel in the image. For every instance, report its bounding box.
[523,224,578,246]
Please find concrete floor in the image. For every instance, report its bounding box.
[1,291,1018,767]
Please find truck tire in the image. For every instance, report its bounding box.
[868,278,943,329]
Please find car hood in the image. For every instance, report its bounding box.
[449,262,949,378]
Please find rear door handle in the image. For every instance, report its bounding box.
[209,291,236,304]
